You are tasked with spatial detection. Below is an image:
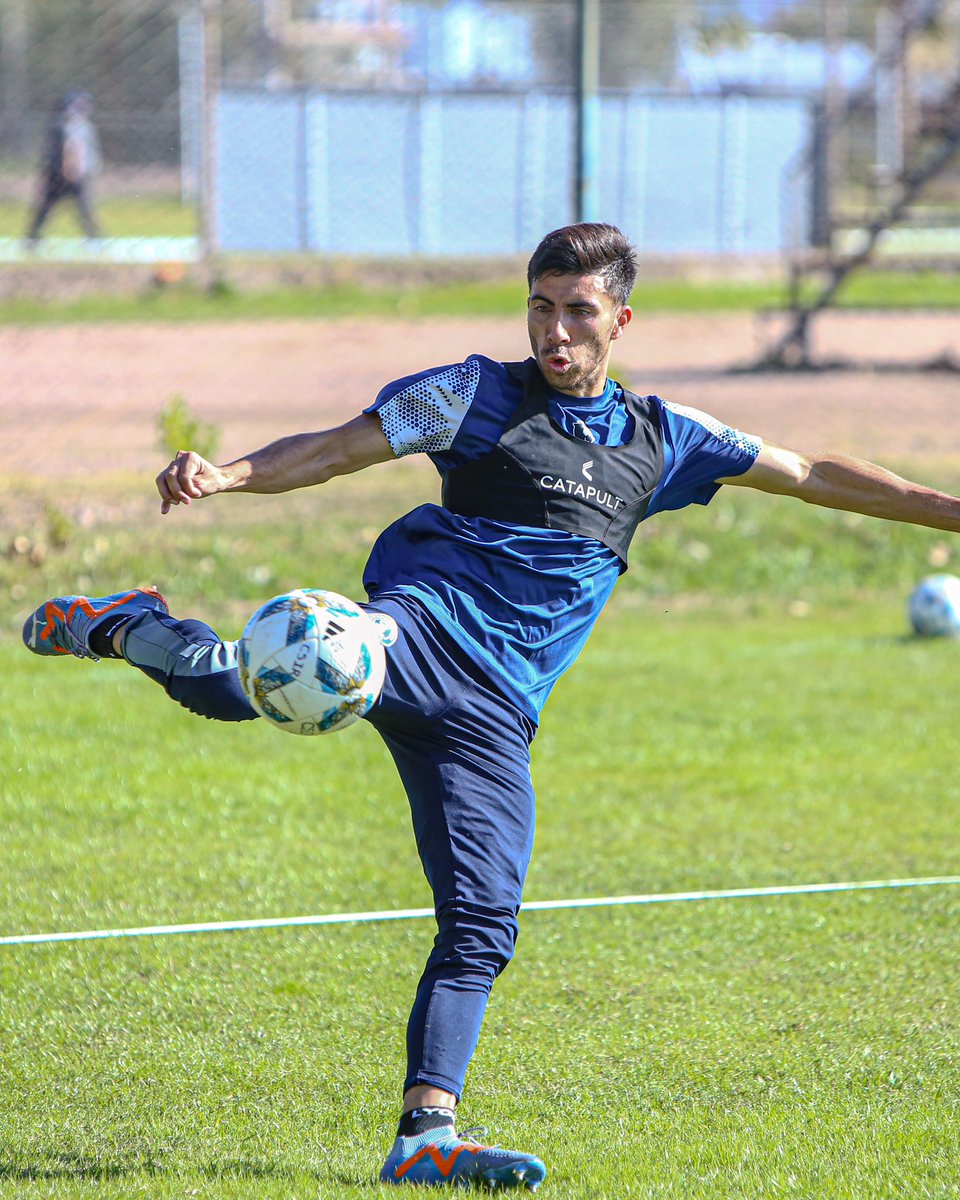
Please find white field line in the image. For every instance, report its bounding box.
[3,875,960,947]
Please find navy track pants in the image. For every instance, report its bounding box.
[120,595,537,1099]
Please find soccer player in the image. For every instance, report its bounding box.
[23,224,960,1190]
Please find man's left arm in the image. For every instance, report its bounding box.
[719,443,960,534]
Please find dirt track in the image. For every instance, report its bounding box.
[4,310,960,482]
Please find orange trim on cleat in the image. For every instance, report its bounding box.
[380,1128,546,1189]
[23,586,170,660]
[392,1141,484,1180]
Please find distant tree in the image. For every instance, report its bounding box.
[506,0,696,90]
[23,0,175,111]
[767,0,924,44]
[601,0,697,87]
[0,0,30,154]
[4,0,274,163]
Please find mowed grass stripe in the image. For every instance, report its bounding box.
[2,596,960,1196]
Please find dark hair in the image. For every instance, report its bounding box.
[527,223,638,306]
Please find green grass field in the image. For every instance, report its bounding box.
[3,468,960,1197]
[0,196,196,240]
[1,260,960,327]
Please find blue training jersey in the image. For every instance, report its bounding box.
[363,354,761,720]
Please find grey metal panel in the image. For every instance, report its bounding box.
[432,94,526,254]
[216,91,304,252]
[314,94,420,254]
[738,99,813,252]
[517,92,577,243]
[639,98,725,253]
[216,87,811,258]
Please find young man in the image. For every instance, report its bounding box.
[23,223,960,1190]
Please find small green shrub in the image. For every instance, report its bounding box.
[156,392,221,462]
[43,503,72,550]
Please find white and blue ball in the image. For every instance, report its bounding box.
[907,573,960,638]
[239,588,386,735]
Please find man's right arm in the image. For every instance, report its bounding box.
[156,412,393,514]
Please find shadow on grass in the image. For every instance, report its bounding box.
[0,1153,323,1182]
[0,1153,162,1180]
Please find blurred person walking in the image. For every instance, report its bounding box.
[26,90,102,244]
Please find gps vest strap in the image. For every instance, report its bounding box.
[440,359,665,568]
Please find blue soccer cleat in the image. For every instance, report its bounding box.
[22,587,169,660]
[380,1126,547,1190]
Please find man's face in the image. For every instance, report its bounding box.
[527,272,632,398]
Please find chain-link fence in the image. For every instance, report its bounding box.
[1,0,960,266]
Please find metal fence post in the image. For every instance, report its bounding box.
[575,0,600,223]
[199,0,221,274]
[0,0,29,157]
[178,4,203,205]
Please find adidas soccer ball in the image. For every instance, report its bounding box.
[238,589,386,735]
[907,574,960,638]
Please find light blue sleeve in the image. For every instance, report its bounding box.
[646,399,762,517]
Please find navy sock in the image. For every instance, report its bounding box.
[397,1107,456,1138]
[88,614,131,659]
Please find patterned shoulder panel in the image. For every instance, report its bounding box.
[661,399,762,457]
[376,358,483,457]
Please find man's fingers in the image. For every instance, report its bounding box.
[176,449,206,497]
[156,450,204,509]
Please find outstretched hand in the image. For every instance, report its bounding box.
[156,449,225,514]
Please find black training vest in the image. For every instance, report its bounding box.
[440,359,665,569]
